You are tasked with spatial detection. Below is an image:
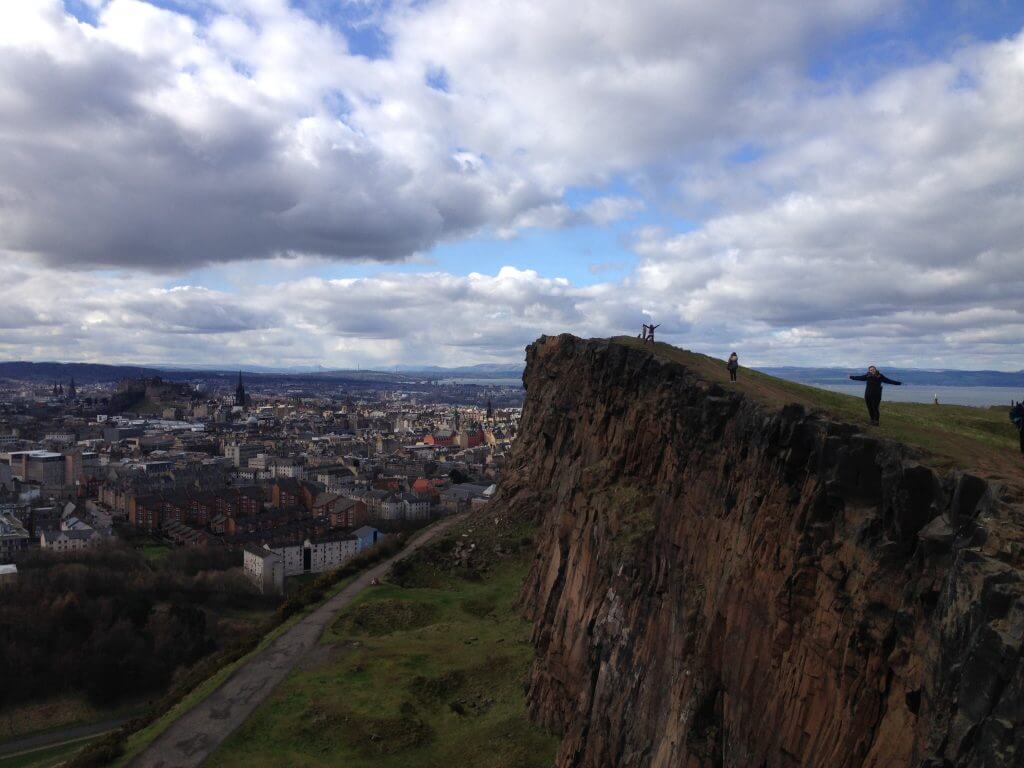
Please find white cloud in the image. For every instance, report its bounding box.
[0,260,627,366]
[0,0,894,270]
[626,30,1024,367]
[1,1,1024,369]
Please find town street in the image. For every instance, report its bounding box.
[130,514,465,768]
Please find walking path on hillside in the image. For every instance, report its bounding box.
[130,515,465,768]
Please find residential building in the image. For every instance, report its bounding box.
[401,493,432,520]
[352,525,382,551]
[244,533,359,593]
[243,545,283,594]
[0,512,30,563]
[440,483,493,513]
[0,564,16,589]
[225,442,259,468]
[8,451,66,491]
[40,528,100,554]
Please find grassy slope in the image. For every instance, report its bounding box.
[614,337,1023,491]
[207,540,557,768]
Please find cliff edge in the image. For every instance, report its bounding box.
[500,335,1023,768]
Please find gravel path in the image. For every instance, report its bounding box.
[130,516,463,768]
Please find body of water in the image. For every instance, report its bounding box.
[812,383,1022,408]
[442,377,523,386]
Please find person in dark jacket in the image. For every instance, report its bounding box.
[1011,401,1024,455]
[849,366,901,425]
[726,352,739,382]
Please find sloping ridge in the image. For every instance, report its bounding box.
[498,335,1023,768]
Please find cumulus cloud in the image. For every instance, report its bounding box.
[0,0,892,271]
[2,0,1024,369]
[0,260,628,366]
[626,30,1024,367]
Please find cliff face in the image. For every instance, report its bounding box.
[503,336,1024,768]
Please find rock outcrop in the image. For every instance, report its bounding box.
[501,335,1023,768]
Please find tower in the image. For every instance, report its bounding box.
[486,398,494,421]
[235,371,246,407]
[67,378,76,400]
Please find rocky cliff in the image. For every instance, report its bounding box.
[501,335,1024,768]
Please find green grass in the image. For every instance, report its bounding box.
[139,544,171,562]
[0,736,102,768]
[206,555,558,768]
[613,337,1023,487]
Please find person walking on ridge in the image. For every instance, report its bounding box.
[727,352,739,382]
[849,365,901,426]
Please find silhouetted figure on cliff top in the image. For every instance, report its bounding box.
[727,352,739,382]
[645,324,659,344]
[849,365,901,426]
[1011,401,1024,455]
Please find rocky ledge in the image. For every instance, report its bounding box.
[497,335,1023,768]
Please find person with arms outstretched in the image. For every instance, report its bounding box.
[849,365,901,426]
[646,324,659,344]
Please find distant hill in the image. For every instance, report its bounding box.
[0,361,165,384]
[0,361,414,387]
[758,366,1024,388]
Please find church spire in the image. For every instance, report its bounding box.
[235,371,246,407]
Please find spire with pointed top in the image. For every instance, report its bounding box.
[235,371,246,407]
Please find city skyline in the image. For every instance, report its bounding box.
[3,1,1024,369]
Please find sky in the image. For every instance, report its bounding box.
[2,0,1024,370]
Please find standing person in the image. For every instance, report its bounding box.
[849,365,902,426]
[646,324,659,344]
[1010,401,1024,455]
[727,352,739,382]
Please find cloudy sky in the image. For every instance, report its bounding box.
[2,0,1024,369]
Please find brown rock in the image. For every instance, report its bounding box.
[497,335,1023,768]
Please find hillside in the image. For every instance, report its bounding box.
[0,362,165,384]
[612,337,1023,490]
[202,517,557,768]
[505,335,1023,767]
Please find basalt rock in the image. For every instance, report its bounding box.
[498,335,1024,768]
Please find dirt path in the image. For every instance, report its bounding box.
[130,515,464,768]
